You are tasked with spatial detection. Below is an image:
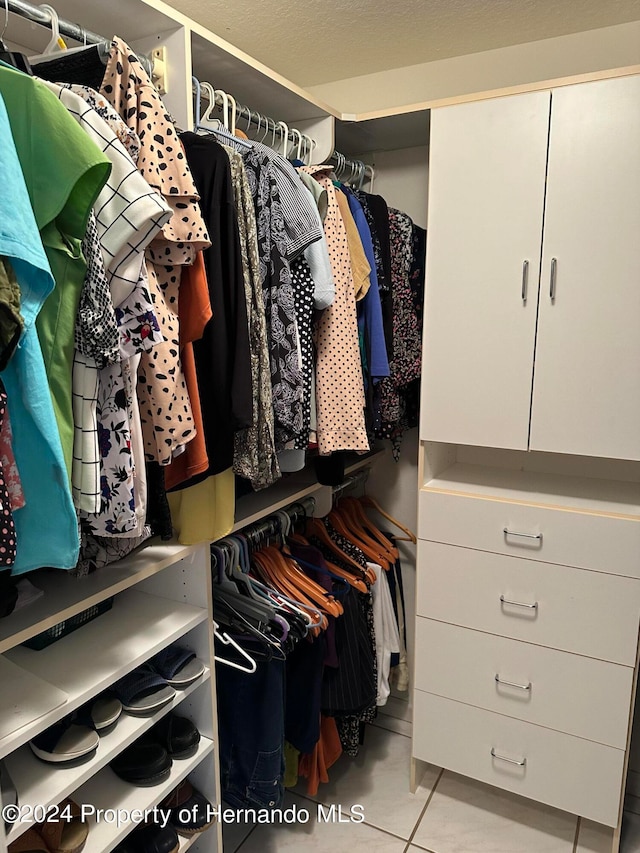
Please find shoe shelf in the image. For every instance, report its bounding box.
[0,543,223,853]
[4,667,211,846]
[1,590,208,758]
[76,736,215,853]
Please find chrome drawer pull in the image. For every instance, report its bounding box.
[521,259,529,302]
[549,257,557,300]
[491,748,526,767]
[503,528,542,542]
[500,595,538,611]
[495,674,532,691]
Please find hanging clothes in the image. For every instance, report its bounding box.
[0,92,80,574]
[299,166,370,456]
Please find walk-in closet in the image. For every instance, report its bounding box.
[0,1,638,852]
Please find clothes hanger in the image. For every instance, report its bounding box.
[277,120,289,157]
[328,505,392,570]
[358,495,417,543]
[305,517,371,576]
[339,497,399,561]
[0,0,32,73]
[213,623,258,673]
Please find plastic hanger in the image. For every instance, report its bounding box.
[0,0,32,73]
[277,120,289,157]
[213,623,257,673]
[39,4,66,54]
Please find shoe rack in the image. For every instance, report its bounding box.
[0,543,222,853]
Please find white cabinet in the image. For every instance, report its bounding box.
[530,76,640,460]
[420,92,549,450]
[421,75,640,461]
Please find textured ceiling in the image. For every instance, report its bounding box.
[165,0,640,86]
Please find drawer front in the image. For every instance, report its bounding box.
[413,691,624,826]
[419,489,640,578]
[415,618,633,747]
[416,540,640,665]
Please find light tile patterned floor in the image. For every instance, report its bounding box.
[223,723,640,852]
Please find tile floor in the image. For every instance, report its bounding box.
[222,716,640,852]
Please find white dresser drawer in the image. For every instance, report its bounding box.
[413,691,624,826]
[419,488,640,578]
[415,618,633,747]
[416,540,640,665]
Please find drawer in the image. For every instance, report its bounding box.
[415,618,634,747]
[419,489,640,578]
[416,540,640,665]
[413,691,624,826]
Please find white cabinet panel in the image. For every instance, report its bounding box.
[416,540,640,665]
[413,691,625,826]
[530,76,640,460]
[415,618,633,747]
[420,91,550,450]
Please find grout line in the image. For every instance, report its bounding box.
[233,825,256,853]
[573,816,581,853]
[291,789,418,845]
[404,767,445,851]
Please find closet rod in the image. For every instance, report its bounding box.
[5,0,154,76]
[332,468,370,499]
[5,0,103,46]
[194,80,316,152]
[330,149,375,190]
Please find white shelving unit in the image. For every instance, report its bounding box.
[0,545,222,853]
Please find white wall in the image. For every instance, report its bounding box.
[309,21,640,115]
[365,146,429,723]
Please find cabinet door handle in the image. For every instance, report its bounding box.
[503,528,542,542]
[521,260,529,302]
[549,257,557,300]
[491,748,527,767]
[500,595,538,611]
[495,674,532,691]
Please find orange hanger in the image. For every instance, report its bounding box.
[251,551,327,634]
[305,518,368,575]
[261,546,343,619]
[328,507,391,570]
[339,498,399,562]
[358,495,417,544]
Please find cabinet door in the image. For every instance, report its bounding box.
[420,92,550,449]
[530,76,640,460]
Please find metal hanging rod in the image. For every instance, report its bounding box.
[330,149,375,191]
[332,468,370,499]
[5,0,102,45]
[5,0,154,76]
[193,78,316,159]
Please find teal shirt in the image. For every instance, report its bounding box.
[0,89,81,573]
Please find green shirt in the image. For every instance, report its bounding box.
[0,65,111,479]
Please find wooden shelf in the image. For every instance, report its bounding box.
[1,590,207,757]
[5,670,211,845]
[77,736,215,853]
[0,541,200,655]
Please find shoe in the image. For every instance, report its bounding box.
[82,693,122,734]
[111,665,175,716]
[161,780,215,837]
[29,717,99,764]
[143,713,200,759]
[110,741,171,786]
[8,827,49,852]
[38,798,88,853]
[113,823,179,853]
[148,645,205,689]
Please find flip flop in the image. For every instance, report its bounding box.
[29,717,99,764]
[148,645,205,688]
[38,798,88,853]
[112,666,175,716]
[79,693,122,734]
